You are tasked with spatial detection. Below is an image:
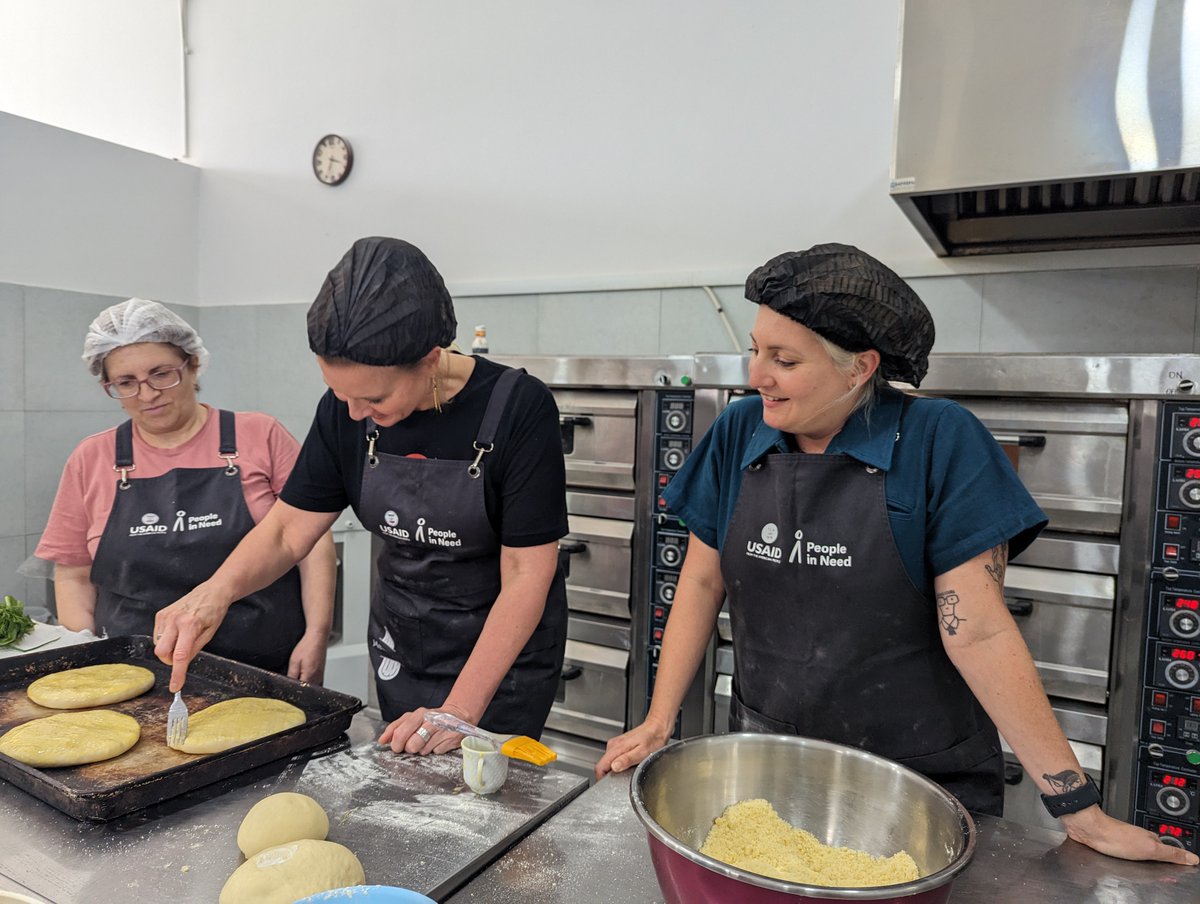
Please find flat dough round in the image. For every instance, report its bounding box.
[219,839,364,904]
[173,697,305,754]
[27,664,155,709]
[238,792,329,857]
[0,710,141,767]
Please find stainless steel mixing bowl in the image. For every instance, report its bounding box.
[630,733,976,903]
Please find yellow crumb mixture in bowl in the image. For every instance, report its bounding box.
[631,733,975,903]
[700,799,919,888]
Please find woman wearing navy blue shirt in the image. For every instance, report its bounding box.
[598,243,1197,867]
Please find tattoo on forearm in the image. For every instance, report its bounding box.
[985,541,1008,587]
[936,590,965,635]
[1042,769,1084,794]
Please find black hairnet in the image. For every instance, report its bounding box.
[307,237,457,366]
[745,243,935,386]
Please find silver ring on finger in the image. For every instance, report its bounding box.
[415,726,431,743]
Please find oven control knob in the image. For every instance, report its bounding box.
[663,447,686,470]
[658,581,677,603]
[664,410,689,433]
[1170,609,1200,640]
[1159,834,1186,848]
[1185,429,1200,457]
[1165,660,1200,690]
[1156,785,1190,817]
[1179,480,1200,509]
[660,544,682,567]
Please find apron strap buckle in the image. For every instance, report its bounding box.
[221,451,240,475]
[112,463,136,489]
[468,441,494,478]
[367,429,380,469]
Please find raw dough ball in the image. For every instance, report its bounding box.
[27,664,155,709]
[0,710,140,767]
[238,792,329,857]
[219,839,364,904]
[171,697,305,754]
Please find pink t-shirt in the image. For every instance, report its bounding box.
[36,406,301,567]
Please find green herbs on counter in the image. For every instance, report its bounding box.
[0,595,36,646]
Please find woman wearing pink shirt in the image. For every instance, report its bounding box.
[36,299,337,682]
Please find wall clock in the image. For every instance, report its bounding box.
[313,134,353,186]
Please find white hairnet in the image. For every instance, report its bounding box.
[82,298,210,377]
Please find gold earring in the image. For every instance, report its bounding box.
[432,373,442,413]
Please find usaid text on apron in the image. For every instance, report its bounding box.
[719,450,1005,815]
[358,368,567,737]
[90,410,305,673]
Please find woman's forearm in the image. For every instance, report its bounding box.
[296,530,337,638]
[53,564,98,632]
[643,537,726,731]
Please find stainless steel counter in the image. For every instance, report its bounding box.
[0,713,587,903]
[448,772,1200,904]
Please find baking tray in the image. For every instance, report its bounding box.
[0,634,363,821]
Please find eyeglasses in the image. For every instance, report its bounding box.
[102,362,189,399]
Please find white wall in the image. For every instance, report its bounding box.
[184,0,924,304]
[0,0,185,159]
[0,112,198,301]
[4,0,1199,308]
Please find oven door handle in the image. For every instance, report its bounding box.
[559,665,584,681]
[1005,597,1035,617]
[557,540,587,578]
[559,416,593,455]
[990,433,1047,448]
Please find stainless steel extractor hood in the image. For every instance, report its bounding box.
[890,0,1200,256]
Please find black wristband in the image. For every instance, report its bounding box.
[1040,774,1102,818]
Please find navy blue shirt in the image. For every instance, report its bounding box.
[663,386,1047,596]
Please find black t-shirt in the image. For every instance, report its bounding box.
[281,355,568,548]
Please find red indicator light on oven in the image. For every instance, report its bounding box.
[657,496,667,509]
[1191,418,1200,428]
[1167,514,1183,530]
[1160,823,1185,837]
[1151,719,1167,736]
[1162,774,1189,788]
[1191,697,1200,714]
[1171,648,1198,660]
[1187,469,1200,479]
[658,475,669,486]
[653,628,663,641]
[1166,544,1181,559]
[654,607,664,619]
[1153,691,1169,707]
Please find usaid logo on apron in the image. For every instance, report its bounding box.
[379,509,411,541]
[745,522,783,563]
[129,512,168,537]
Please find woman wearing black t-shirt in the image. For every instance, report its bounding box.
[152,237,569,753]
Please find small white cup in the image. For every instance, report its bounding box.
[461,736,508,795]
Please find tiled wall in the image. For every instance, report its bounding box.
[0,284,199,612]
[5,263,1200,608]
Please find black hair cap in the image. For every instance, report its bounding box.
[745,243,935,386]
[307,237,457,366]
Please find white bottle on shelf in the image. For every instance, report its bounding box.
[471,324,489,354]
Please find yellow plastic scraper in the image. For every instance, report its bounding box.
[423,711,557,766]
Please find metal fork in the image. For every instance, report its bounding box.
[166,691,189,747]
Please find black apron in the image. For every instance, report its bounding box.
[358,368,567,737]
[720,450,1004,815]
[90,410,305,673]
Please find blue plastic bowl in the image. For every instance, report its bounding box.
[292,887,435,904]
